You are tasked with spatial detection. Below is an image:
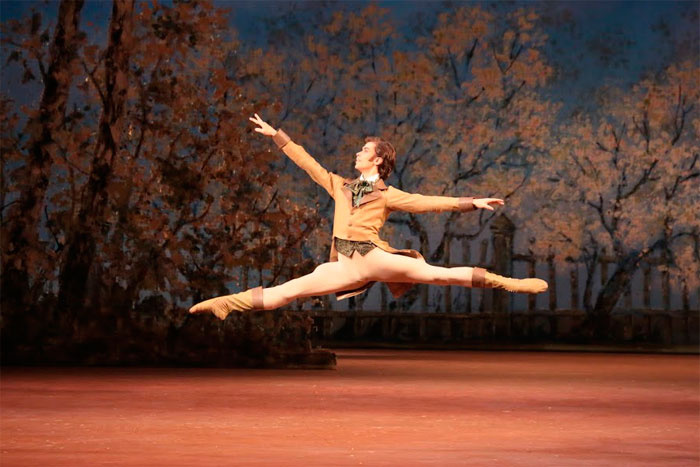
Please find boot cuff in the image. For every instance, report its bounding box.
[251,286,264,309]
[472,267,487,288]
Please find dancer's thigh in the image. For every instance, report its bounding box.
[360,247,451,283]
[269,258,366,298]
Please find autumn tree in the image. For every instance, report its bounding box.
[55,0,135,322]
[241,4,558,310]
[1,0,85,317]
[392,6,557,266]
[526,59,699,326]
[1,0,324,362]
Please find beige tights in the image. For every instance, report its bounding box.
[261,248,475,310]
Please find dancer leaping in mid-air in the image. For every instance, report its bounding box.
[189,114,548,319]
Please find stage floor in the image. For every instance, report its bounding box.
[1,350,698,466]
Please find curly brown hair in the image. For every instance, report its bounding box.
[365,136,396,180]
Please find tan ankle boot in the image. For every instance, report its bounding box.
[471,267,548,294]
[189,286,264,320]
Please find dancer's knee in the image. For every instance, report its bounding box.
[413,265,456,285]
[402,263,437,283]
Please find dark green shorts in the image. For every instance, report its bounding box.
[334,237,377,257]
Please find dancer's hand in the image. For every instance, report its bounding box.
[249,113,276,136]
[473,198,504,211]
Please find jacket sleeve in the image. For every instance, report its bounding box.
[386,186,476,213]
[273,129,341,198]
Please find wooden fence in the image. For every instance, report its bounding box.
[304,214,699,347]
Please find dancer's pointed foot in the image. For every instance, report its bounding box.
[188,287,263,320]
[471,268,548,294]
[188,295,240,320]
[486,273,548,294]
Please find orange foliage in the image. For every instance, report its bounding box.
[526,60,699,290]
[5,1,695,319]
[1,1,322,316]
[235,4,557,273]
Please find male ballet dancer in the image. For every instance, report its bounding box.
[189,114,547,319]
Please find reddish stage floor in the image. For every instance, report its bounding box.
[1,350,698,466]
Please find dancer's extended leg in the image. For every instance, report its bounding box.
[358,248,547,293]
[190,254,370,318]
[360,248,475,286]
[261,258,367,310]
[191,246,547,320]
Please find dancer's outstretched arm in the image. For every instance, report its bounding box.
[249,113,342,197]
[386,186,503,214]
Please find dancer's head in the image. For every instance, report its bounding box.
[355,136,396,180]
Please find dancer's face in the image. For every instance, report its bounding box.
[355,142,382,173]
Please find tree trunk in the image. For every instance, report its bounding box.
[1,0,84,314]
[581,250,599,313]
[56,0,134,321]
[590,255,637,338]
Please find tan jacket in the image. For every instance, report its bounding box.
[274,130,476,300]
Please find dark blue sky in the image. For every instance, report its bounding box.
[1,0,697,116]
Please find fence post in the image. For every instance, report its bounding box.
[662,268,670,311]
[623,281,633,311]
[490,214,515,313]
[527,257,536,312]
[643,263,651,308]
[569,262,579,311]
[681,278,689,312]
